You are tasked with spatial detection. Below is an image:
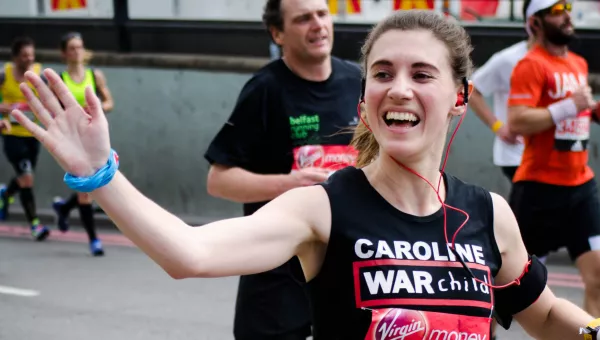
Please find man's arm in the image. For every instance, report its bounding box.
[509,88,596,136]
[207,165,294,204]
[205,75,328,203]
[507,106,555,135]
[507,59,554,135]
[508,57,597,136]
[470,54,503,129]
[470,54,520,144]
[469,88,498,128]
[207,164,327,203]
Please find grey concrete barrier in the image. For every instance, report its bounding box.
[0,50,598,230]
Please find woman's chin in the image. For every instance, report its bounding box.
[379,141,422,163]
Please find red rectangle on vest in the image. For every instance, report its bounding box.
[353,259,493,310]
[364,307,490,340]
[292,145,357,172]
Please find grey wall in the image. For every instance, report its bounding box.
[1,62,599,220]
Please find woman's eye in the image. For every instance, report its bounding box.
[414,73,433,80]
[374,72,390,79]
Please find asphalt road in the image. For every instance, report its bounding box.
[0,222,587,340]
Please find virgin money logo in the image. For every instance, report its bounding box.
[296,145,324,169]
[375,309,427,340]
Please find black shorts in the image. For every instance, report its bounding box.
[233,256,312,340]
[2,135,40,176]
[509,178,600,261]
[500,166,518,182]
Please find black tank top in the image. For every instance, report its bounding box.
[307,167,502,340]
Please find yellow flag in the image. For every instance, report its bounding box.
[51,0,87,11]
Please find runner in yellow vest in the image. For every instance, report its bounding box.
[51,32,114,256]
[0,36,50,241]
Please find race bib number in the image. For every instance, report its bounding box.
[554,110,591,152]
[365,308,490,340]
[292,145,358,176]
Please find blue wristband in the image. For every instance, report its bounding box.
[63,149,120,193]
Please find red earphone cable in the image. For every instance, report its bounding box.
[356,99,528,290]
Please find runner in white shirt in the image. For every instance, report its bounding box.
[470,1,542,183]
[470,37,533,182]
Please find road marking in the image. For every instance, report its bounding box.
[0,285,39,297]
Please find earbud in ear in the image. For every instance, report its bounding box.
[455,92,465,107]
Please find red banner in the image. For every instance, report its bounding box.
[460,0,499,21]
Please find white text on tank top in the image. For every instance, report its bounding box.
[353,238,493,340]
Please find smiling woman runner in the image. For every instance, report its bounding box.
[10,9,600,340]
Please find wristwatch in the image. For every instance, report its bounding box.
[582,319,600,340]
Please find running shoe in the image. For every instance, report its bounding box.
[52,197,70,232]
[31,222,50,242]
[0,185,9,221]
[90,239,104,257]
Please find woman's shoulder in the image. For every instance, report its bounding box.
[320,166,363,190]
[445,173,494,203]
[446,174,511,214]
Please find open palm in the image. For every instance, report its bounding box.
[11,68,111,178]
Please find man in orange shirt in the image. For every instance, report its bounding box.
[508,0,600,316]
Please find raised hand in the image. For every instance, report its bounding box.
[10,68,111,178]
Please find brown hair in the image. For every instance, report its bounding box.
[351,10,474,167]
[262,0,284,42]
[11,36,35,57]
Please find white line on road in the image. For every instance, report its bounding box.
[0,285,40,297]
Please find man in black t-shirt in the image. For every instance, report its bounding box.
[204,0,361,339]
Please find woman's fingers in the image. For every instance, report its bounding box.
[43,69,79,110]
[24,70,65,117]
[84,86,104,121]
[10,109,49,144]
[19,83,54,128]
